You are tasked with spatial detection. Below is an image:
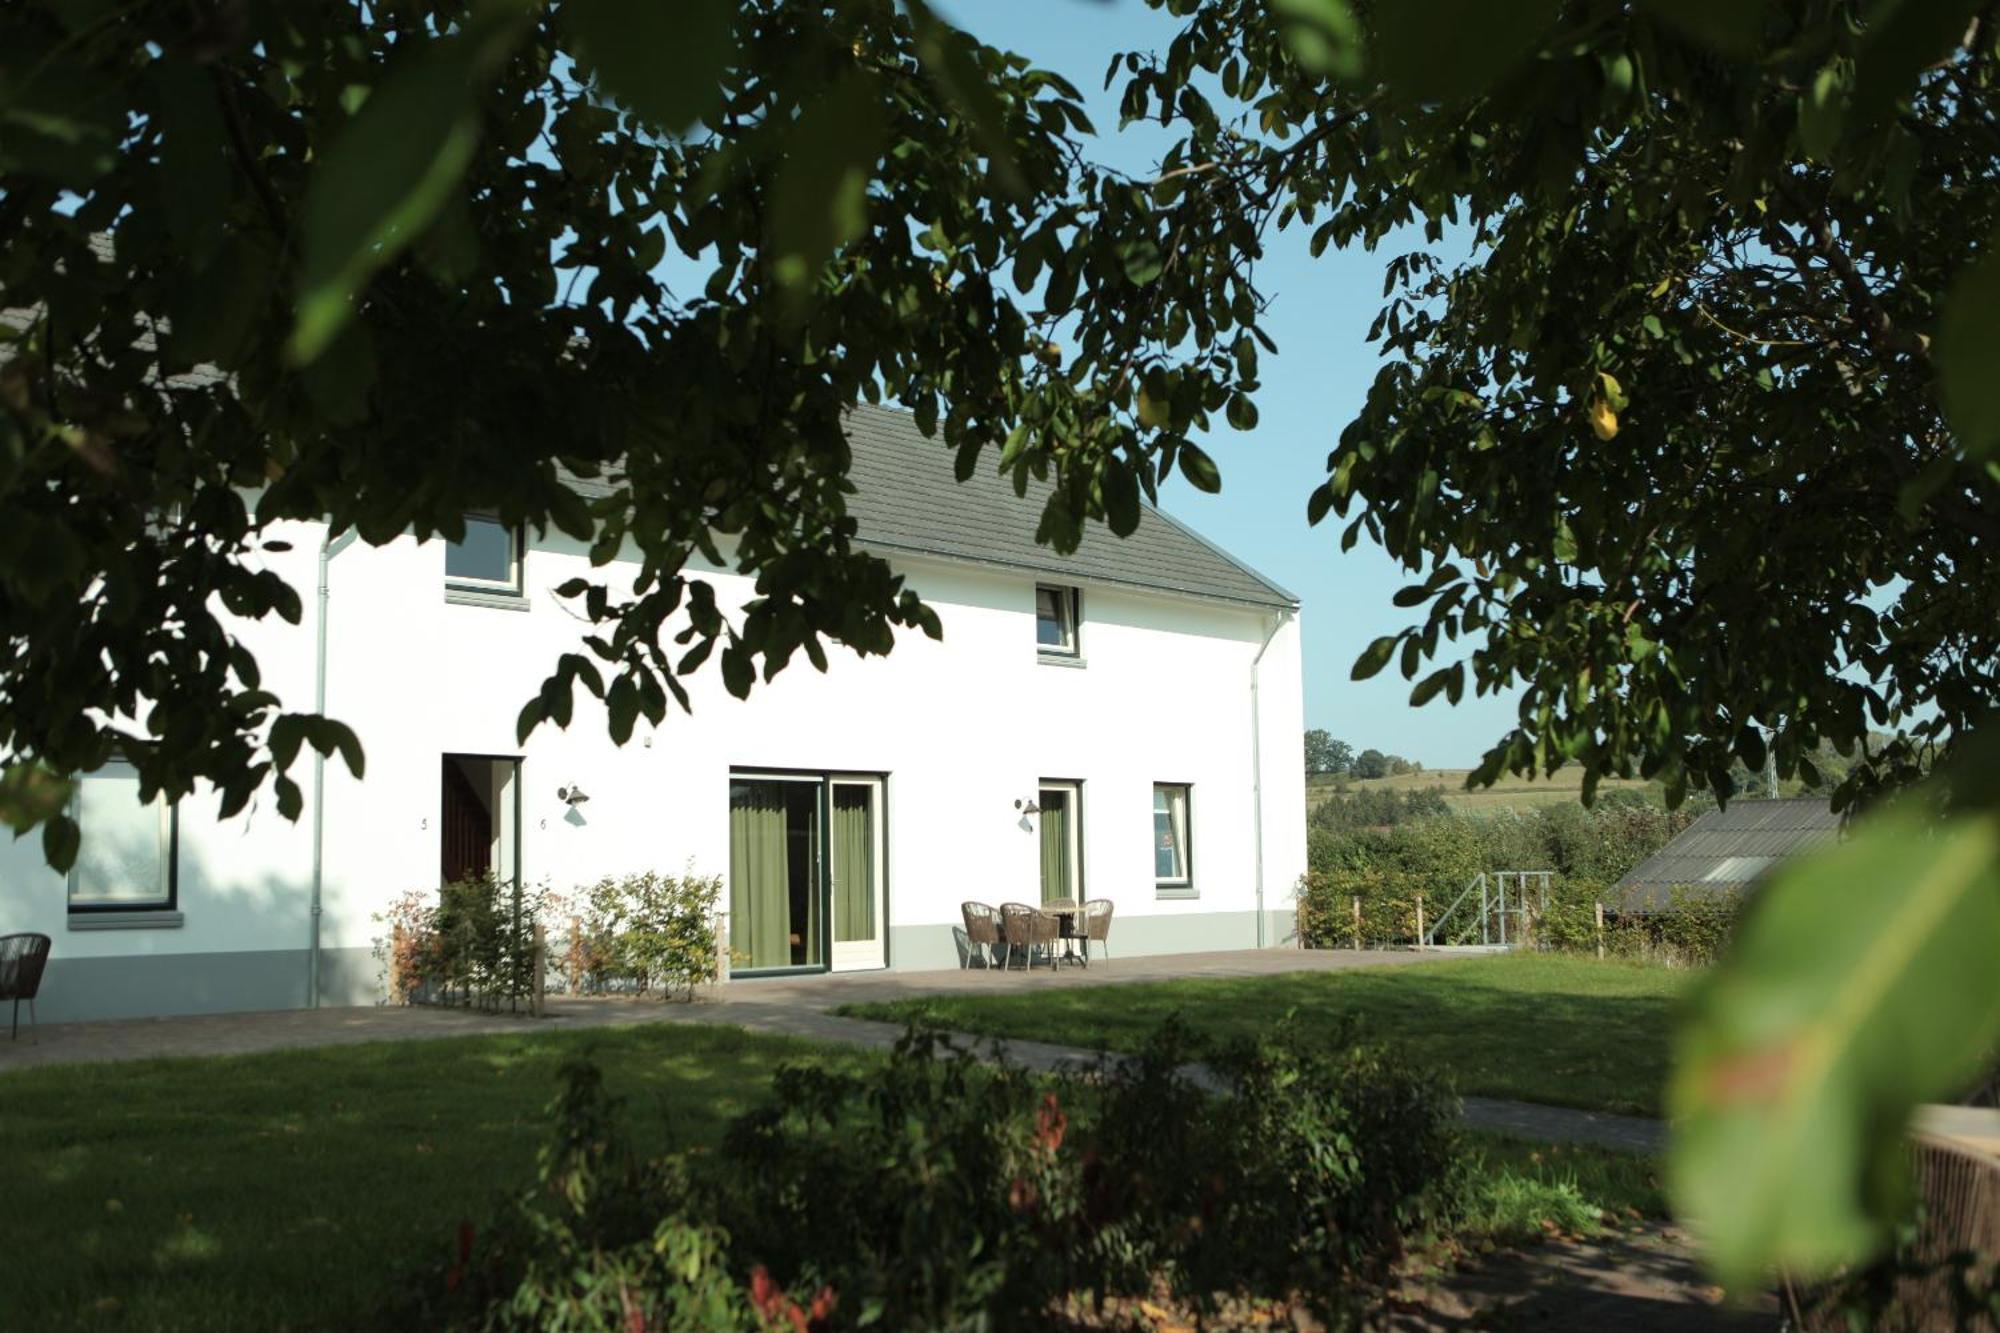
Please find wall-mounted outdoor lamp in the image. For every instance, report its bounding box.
[557,784,591,806]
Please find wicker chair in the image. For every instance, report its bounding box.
[1082,899,1115,966]
[999,902,1060,972]
[960,901,1004,969]
[1,932,51,1042]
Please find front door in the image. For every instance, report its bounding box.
[1038,781,1081,904]
[829,777,886,971]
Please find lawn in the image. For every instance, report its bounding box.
[838,954,1691,1117]
[0,1022,868,1332]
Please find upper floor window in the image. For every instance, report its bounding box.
[69,761,177,913]
[446,514,523,598]
[1035,584,1080,658]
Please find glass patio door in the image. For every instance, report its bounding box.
[829,777,886,972]
[729,776,823,974]
[1038,782,1081,903]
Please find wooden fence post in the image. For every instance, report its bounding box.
[532,921,547,1016]
[1352,895,1362,951]
[1594,901,1606,960]
[1415,894,1426,950]
[391,923,406,1005]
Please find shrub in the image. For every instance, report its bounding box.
[404,1023,1462,1330]
[375,873,553,1011]
[558,868,722,1001]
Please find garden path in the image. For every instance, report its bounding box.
[1,945,1664,1150]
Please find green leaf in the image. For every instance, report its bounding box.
[1669,801,2000,1289]
[568,0,733,134]
[1850,0,1981,132]
[1937,224,2000,458]
[309,717,366,779]
[769,72,887,302]
[0,762,74,834]
[1797,63,1846,163]
[1225,393,1259,431]
[1372,0,1560,106]
[1102,461,1142,538]
[291,13,524,364]
[1637,0,1767,57]
[719,644,755,699]
[1270,0,1365,80]
[152,62,231,266]
[1352,634,1397,681]
[1176,442,1222,493]
[42,812,80,874]
[907,0,1023,193]
[1409,667,1454,707]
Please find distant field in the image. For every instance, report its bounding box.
[1307,767,1661,813]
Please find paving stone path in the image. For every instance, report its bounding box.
[1,946,1665,1153]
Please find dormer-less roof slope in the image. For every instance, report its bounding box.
[841,404,1296,611]
[1614,796,1841,908]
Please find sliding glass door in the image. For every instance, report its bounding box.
[730,772,886,974]
[729,777,822,973]
[830,777,885,972]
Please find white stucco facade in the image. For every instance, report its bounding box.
[2,517,1306,1023]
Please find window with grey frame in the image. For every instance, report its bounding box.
[67,761,178,914]
[1153,782,1192,892]
[445,513,523,599]
[1035,584,1081,659]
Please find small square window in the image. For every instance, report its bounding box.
[69,761,177,913]
[1035,584,1080,657]
[1153,783,1191,890]
[446,514,522,595]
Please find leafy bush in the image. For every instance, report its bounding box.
[403,1023,1462,1330]
[375,873,553,1011]
[560,868,723,1000]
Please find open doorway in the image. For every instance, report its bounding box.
[441,755,520,886]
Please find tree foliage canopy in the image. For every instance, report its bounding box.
[6,0,2000,1293]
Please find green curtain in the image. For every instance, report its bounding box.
[730,782,792,970]
[1040,792,1071,903]
[832,787,874,941]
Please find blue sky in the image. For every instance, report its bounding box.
[937,0,1518,768]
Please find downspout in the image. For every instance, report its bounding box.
[309,526,358,1008]
[1249,608,1292,949]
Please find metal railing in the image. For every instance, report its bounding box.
[1423,870,1554,948]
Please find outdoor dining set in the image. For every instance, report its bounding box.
[960,899,1113,972]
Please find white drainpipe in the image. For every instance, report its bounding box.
[309,525,358,1008]
[1249,608,1292,948]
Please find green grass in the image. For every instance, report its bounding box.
[1457,1135,1667,1245]
[1307,767,1662,813]
[838,954,1691,1117]
[0,1022,868,1332]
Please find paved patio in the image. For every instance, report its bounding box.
[0,945,1668,1152]
[0,946,1420,1071]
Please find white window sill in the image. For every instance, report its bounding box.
[1037,652,1087,669]
[1154,885,1198,901]
[69,910,184,931]
[445,587,531,612]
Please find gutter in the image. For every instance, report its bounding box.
[1249,608,1292,948]
[309,525,358,1008]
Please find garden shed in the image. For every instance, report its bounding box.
[1613,796,1841,909]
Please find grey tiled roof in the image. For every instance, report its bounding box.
[841,405,1295,609]
[568,404,1294,609]
[1614,796,1841,907]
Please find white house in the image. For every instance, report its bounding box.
[1,406,1305,1023]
